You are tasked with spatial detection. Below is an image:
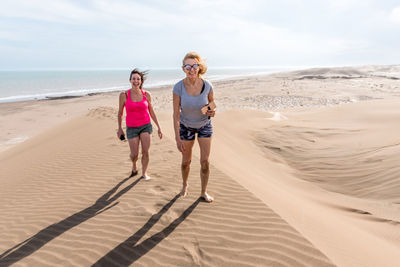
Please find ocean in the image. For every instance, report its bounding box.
[0,67,295,103]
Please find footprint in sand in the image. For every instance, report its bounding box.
[145,188,160,195]
[154,185,167,192]
[183,241,203,265]
[152,173,162,178]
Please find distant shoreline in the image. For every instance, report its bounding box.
[0,67,298,104]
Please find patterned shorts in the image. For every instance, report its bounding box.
[180,120,213,141]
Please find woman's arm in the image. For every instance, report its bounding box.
[145,91,162,139]
[117,92,126,138]
[207,91,216,117]
[173,93,184,152]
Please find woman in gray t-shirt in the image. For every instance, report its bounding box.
[172,52,215,203]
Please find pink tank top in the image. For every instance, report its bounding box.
[125,89,151,127]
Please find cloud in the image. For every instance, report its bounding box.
[0,0,399,69]
[0,0,95,24]
[178,11,367,65]
[92,0,179,28]
[390,6,400,24]
[326,0,374,11]
[0,31,27,41]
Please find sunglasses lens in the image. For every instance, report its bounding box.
[183,64,199,71]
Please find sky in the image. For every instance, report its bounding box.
[1,0,400,70]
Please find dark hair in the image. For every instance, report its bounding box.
[129,68,148,89]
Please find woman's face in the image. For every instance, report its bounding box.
[130,73,142,88]
[182,58,200,79]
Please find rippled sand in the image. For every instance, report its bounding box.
[1,65,400,266]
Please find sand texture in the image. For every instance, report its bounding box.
[1,65,400,266]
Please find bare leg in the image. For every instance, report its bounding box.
[198,137,213,202]
[180,140,195,196]
[128,137,140,177]
[140,132,151,180]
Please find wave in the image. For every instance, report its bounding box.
[0,86,126,103]
[0,67,300,103]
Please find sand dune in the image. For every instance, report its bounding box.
[205,100,400,267]
[0,107,334,266]
[257,100,400,202]
[1,65,400,266]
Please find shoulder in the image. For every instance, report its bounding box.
[144,90,151,97]
[119,91,128,99]
[203,79,213,93]
[173,79,184,95]
[203,79,213,88]
[203,79,212,86]
[173,79,184,88]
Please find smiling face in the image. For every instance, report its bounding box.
[182,58,200,79]
[130,73,142,89]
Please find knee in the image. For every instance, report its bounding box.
[142,150,149,159]
[200,159,209,172]
[130,153,138,161]
[181,160,191,170]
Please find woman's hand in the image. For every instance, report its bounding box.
[158,128,163,139]
[206,109,216,117]
[117,128,125,139]
[176,137,185,152]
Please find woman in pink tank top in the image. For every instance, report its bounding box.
[117,69,163,180]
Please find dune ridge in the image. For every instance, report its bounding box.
[0,107,334,266]
[1,65,400,266]
[206,101,400,267]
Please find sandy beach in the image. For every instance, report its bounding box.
[1,65,400,266]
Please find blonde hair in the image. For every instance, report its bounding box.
[182,51,207,76]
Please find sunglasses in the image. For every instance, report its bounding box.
[183,64,199,71]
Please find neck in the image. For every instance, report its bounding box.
[186,77,198,85]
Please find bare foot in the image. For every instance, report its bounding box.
[201,193,214,203]
[180,185,188,197]
[141,174,151,181]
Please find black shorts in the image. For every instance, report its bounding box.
[180,120,213,141]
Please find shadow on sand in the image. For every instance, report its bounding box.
[0,176,142,267]
[92,195,201,266]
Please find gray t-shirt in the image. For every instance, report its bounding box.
[173,79,213,128]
